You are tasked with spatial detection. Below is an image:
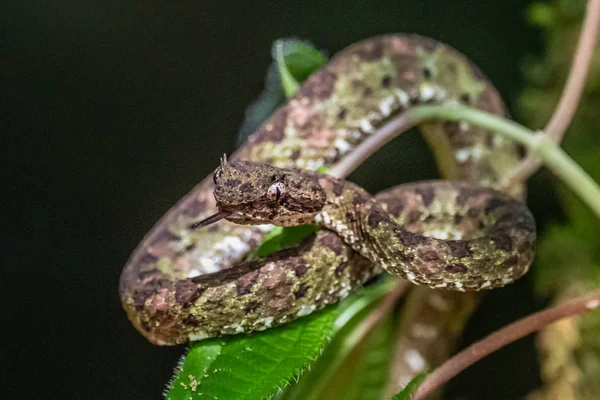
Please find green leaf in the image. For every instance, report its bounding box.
[533,148,600,296]
[278,278,397,400]
[236,64,286,146]
[275,41,300,97]
[391,373,427,400]
[237,38,327,145]
[528,3,555,27]
[165,308,336,400]
[248,225,319,259]
[272,38,328,84]
[333,277,395,334]
[313,315,396,400]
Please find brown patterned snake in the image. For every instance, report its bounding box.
[196,158,534,288]
[120,34,536,346]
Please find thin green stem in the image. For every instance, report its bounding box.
[332,103,600,219]
[536,136,600,219]
[404,104,600,220]
[330,104,537,179]
[499,0,600,189]
[409,104,538,147]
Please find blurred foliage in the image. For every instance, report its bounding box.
[315,315,395,400]
[391,374,427,400]
[237,39,328,145]
[278,278,397,400]
[247,225,320,260]
[519,1,600,399]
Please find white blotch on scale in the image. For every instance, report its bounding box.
[426,229,450,240]
[191,223,274,276]
[220,236,250,256]
[394,89,410,106]
[189,331,210,341]
[359,118,375,134]
[338,286,350,298]
[189,235,252,277]
[471,146,484,161]
[404,349,426,371]
[435,86,448,101]
[254,317,274,330]
[223,323,245,334]
[455,148,472,163]
[335,221,348,233]
[351,130,362,140]
[493,133,506,147]
[320,213,331,225]
[379,96,396,117]
[195,257,220,275]
[411,323,438,339]
[334,138,353,155]
[419,84,437,102]
[305,159,321,170]
[429,292,450,310]
[296,304,316,317]
[256,224,276,233]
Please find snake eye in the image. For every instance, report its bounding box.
[267,181,286,203]
[212,168,222,185]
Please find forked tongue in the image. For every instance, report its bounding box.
[189,211,232,229]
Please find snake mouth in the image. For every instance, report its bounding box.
[189,211,232,229]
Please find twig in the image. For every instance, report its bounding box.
[499,0,600,190]
[383,289,478,398]
[330,103,539,181]
[333,278,399,333]
[544,0,600,143]
[413,289,600,400]
[534,134,600,219]
[335,103,600,219]
[293,280,409,400]
[330,113,416,179]
[322,11,600,396]
[333,0,599,190]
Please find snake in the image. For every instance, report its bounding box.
[119,34,536,346]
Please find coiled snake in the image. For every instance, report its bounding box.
[120,34,536,346]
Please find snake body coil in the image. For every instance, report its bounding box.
[202,161,535,290]
[120,35,534,345]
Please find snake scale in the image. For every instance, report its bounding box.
[120,34,536,346]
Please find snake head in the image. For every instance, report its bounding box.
[193,159,326,228]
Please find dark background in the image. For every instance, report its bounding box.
[3,1,552,399]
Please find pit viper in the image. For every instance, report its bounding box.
[120,34,535,346]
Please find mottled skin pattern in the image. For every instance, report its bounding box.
[120,34,529,345]
[207,160,535,291]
